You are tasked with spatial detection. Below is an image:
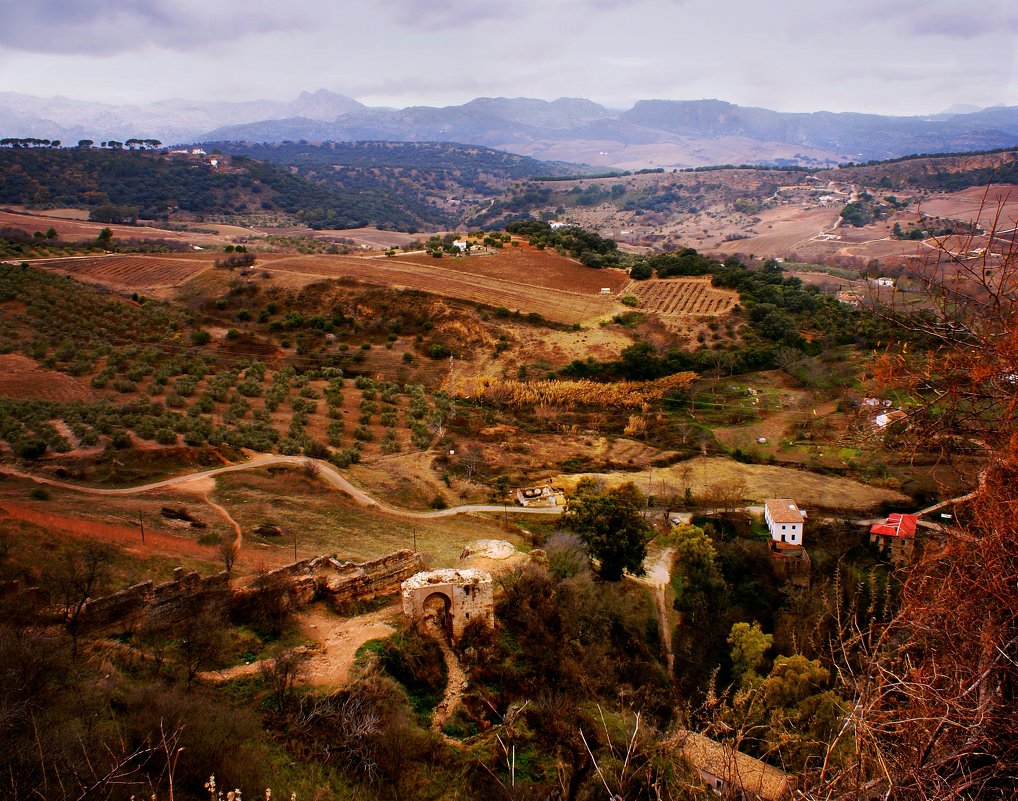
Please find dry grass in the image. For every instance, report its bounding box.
[466,372,696,409]
[553,456,906,511]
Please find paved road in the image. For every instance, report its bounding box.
[0,454,564,520]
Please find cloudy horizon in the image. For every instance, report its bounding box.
[2,0,1018,116]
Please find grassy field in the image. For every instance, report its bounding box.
[211,468,527,567]
[554,455,907,512]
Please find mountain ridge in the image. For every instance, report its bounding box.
[5,91,1018,168]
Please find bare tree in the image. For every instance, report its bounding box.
[262,648,310,714]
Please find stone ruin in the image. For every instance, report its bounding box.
[401,568,494,642]
[77,549,425,635]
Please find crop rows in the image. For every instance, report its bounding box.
[37,255,211,290]
[627,278,737,317]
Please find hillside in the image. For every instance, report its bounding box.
[0,146,454,231]
[486,149,1018,269]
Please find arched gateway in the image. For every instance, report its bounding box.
[401,568,494,642]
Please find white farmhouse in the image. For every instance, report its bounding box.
[764,499,806,546]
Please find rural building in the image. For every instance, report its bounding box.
[401,568,494,642]
[870,513,918,563]
[549,221,571,229]
[515,485,563,508]
[676,731,791,800]
[452,239,468,251]
[764,499,805,546]
[874,277,894,287]
[836,291,863,307]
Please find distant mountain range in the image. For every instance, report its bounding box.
[5,90,1018,169]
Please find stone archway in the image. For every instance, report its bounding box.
[421,590,453,639]
[401,568,494,642]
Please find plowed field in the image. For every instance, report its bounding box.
[31,254,213,291]
[624,277,738,318]
[0,354,95,401]
[256,245,629,323]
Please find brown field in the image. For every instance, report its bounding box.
[0,209,217,244]
[914,185,1018,226]
[0,354,95,401]
[253,244,630,323]
[0,205,91,221]
[623,277,738,318]
[31,253,214,291]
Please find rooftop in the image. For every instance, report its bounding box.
[676,731,791,801]
[765,499,805,525]
[870,512,918,539]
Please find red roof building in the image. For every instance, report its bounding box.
[869,513,918,563]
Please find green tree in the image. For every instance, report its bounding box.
[562,479,652,580]
[671,523,727,612]
[726,654,850,772]
[727,620,772,688]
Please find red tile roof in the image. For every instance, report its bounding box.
[869,513,918,539]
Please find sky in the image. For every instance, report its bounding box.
[2,0,1018,114]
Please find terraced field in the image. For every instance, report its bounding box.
[624,277,738,319]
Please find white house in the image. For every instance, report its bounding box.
[764,499,806,546]
[874,277,894,287]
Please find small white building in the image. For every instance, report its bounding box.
[452,240,468,252]
[764,499,806,546]
[874,277,894,287]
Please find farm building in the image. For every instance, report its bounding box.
[836,291,863,307]
[873,277,894,287]
[764,499,806,546]
[452,240,468,251]
[870,512,918,563]
[675,731,791,800]
[515,485,563,508]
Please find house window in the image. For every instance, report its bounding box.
[781,534,786,542]
[781,524,786,530]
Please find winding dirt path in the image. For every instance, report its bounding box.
[199,603,400,687]
[0,453,563,520]
[633,548,676,673]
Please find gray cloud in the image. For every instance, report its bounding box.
[0,0,299,54]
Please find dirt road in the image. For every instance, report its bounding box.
[0,453,564,520]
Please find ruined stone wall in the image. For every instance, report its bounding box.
[79,567,230,633]
[78,549,424,635]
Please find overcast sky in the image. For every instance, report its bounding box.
[2,0,1018,114]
